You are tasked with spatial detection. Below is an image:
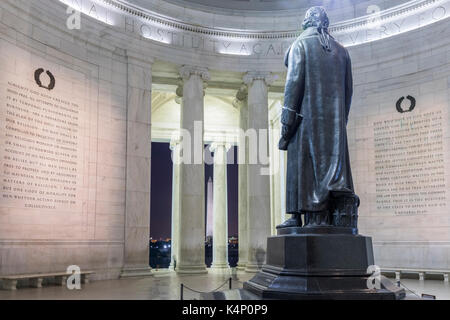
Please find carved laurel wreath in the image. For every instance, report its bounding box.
[34,68,56,91]
[396,95,416,113]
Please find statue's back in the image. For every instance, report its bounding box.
[297,31,350,121]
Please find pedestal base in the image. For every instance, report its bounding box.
[204,231,405,300]
[242,233,405,300]
[202,288,416,300]
[244,272,404,300]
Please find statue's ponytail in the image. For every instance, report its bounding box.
[302,6,332,52]
[318,26,332,52]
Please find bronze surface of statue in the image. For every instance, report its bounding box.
[278,6,358,230]
[209,7,406,300]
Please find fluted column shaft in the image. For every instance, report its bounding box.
[169,139,181,270]
[176,66,210,274]
[243,72,275,273]
[210,142,231,270]
[269,119,280,235]
[235,87,249,271]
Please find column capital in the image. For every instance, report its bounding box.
[233,85,248,109]
[170,135,182,150]
[175,82,184,97]
[175,82,183,105]
[243,71,278,86]
[210,141,232,153]
[179,65,211,82]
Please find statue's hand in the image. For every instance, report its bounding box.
[279,125,292,150]
[279,137,289,151]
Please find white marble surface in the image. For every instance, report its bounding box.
[169,139,181,270]
[347,17,450,271]
[121,53,153,277]
[0,9,128,279]
[210,142,231,270]
[177,66,209,274]
[1,0,450,281]
[244,73,272,272]
[237,98,249,270]
[0,272,448,300]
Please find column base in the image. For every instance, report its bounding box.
[209,264,231,275]
[211,262,230,269]
[244,263,262,273]
[236,262,247,271]
[152,269,174,278]
[120,266,153,278]
[176,264,208,275]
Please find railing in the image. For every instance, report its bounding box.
[180,278,233,300]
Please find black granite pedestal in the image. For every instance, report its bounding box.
[202,227,405,300]
[243,230,405,300]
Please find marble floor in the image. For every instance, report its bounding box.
[0,271,448,300]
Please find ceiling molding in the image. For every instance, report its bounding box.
[152,75,285,93]
[95,0,449,40]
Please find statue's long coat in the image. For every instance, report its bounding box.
[281,27,354,213]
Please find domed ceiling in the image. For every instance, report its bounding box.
[162,0,319,11]
[158,0,412,13]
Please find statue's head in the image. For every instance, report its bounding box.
[302,6,330,31]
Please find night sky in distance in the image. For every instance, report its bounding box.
[150,142,239,240]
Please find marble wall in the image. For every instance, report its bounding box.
[348,18,450,270]
[0,1,152,279]
[0,0,449,280]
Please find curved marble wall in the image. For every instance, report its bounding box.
[0,0,449,278]
[348,17,450,271]
[57,0,450,69]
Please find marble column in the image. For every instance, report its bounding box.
[269,118,281,236]
[169,138,181,271]
[121,51,154,278]
[234,87,249,271]
[176,65,210,274]
[269,107,285,235]
[277,98,287,227]
[210,142,232,271]
[243,72,275,273]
